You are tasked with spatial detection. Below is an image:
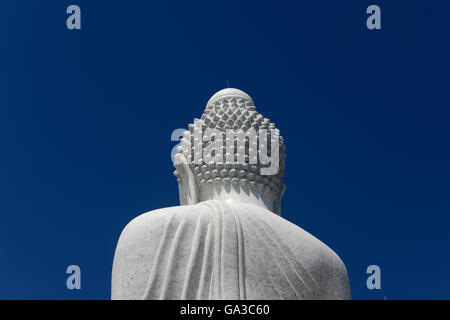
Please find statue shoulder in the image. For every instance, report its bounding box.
[113,204,203,255]
[293,227,351,299]
[111,205,198,299]
[285,222,351,299]
[240,205,351,299]
[120,208,165,234]
[306,239,350,299]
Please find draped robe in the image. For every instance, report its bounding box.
[111,200,350,300]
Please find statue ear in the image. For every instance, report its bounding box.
[174,153,199,205]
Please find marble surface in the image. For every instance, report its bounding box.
[112,200,350,299]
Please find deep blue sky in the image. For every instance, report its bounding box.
[0,1,449,299]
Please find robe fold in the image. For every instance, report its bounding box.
[112,200,350,300]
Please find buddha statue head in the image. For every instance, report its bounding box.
[173,88,286,214]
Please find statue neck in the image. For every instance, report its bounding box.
[198,184,275,213]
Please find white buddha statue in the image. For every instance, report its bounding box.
[111,88,351,300]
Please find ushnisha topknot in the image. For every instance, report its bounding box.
[174,88,286,208]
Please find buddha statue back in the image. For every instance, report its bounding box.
[111,88,351,300]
